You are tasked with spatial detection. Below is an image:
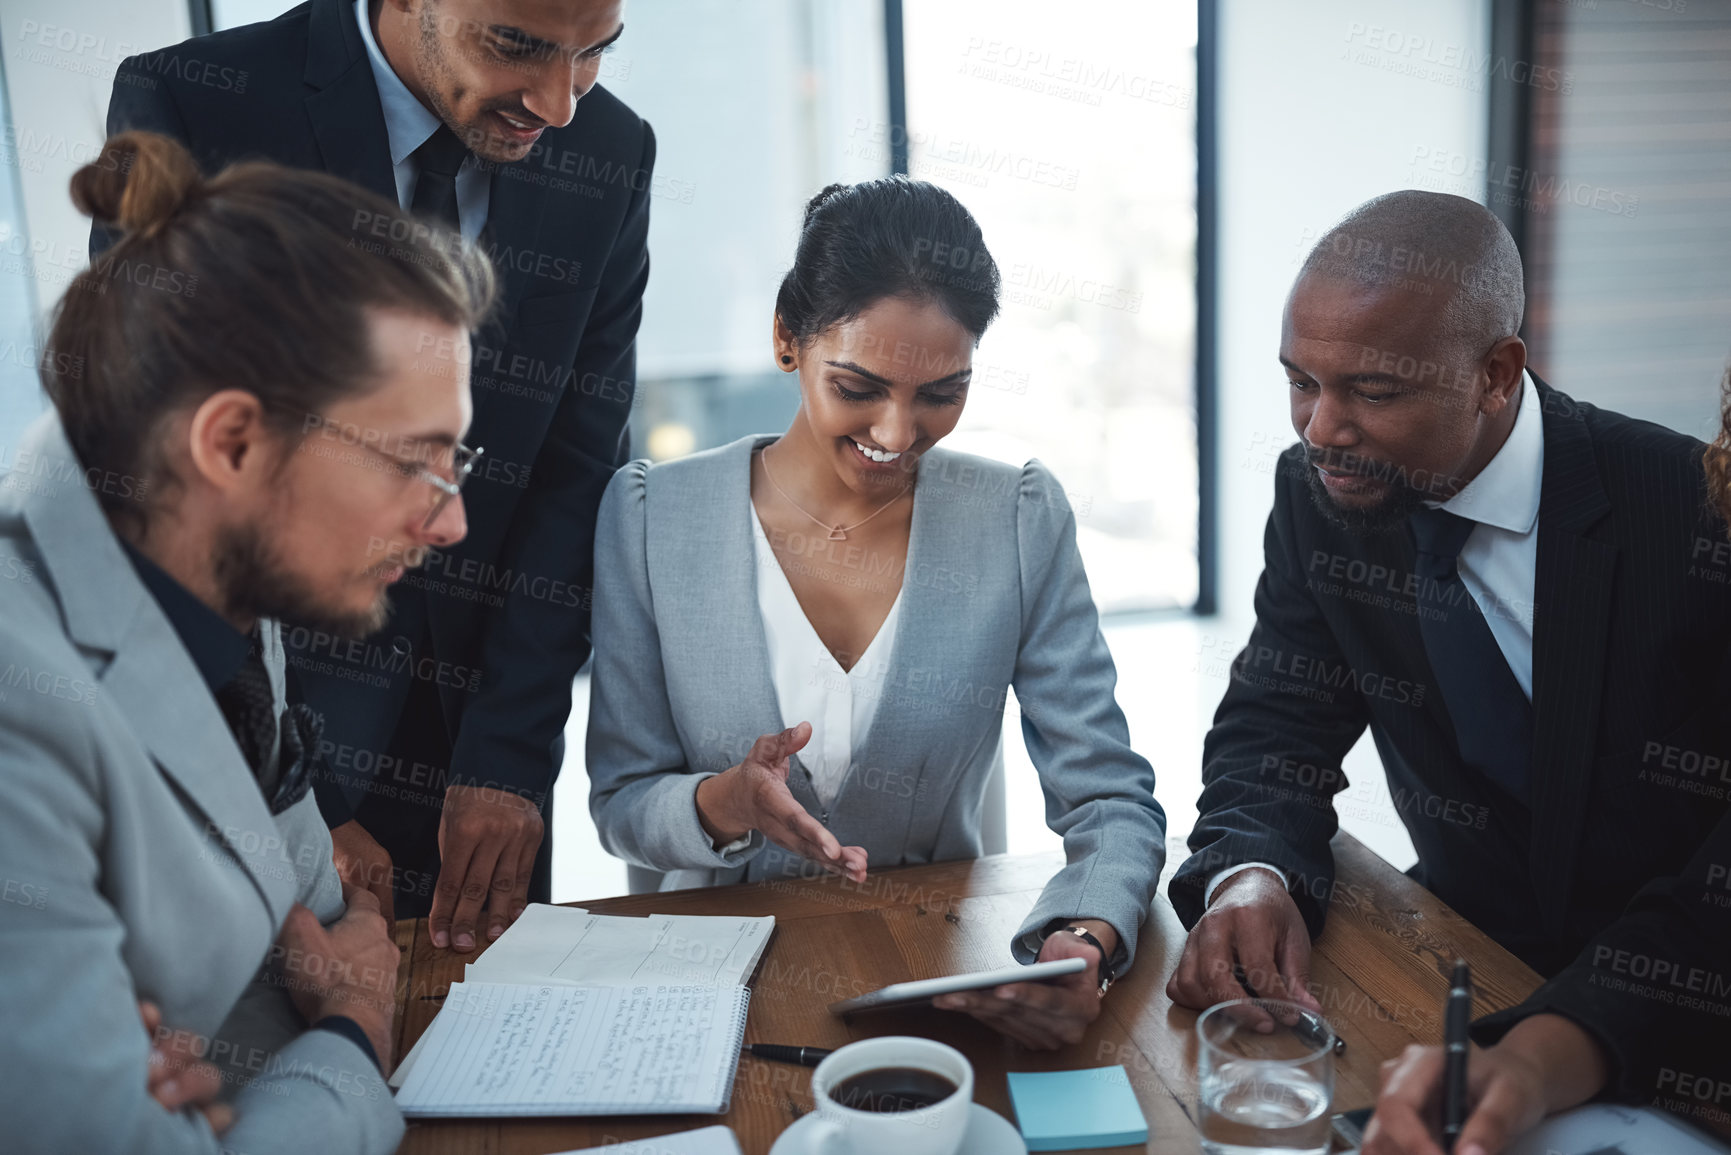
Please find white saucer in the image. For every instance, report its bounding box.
[769,1102,1025,1155]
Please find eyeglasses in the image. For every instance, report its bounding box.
[304,419,483,530]
[376,441,482,530]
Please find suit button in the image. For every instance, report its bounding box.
[391,636,412,656]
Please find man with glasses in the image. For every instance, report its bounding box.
[0,130,497,1152]
[99,0,655,948]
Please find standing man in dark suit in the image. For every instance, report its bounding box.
[1167,192,1731,1153]
[99,0,653,955]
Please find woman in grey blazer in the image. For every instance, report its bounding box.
[587,179,1166,1048]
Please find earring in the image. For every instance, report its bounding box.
[781,356,793,365]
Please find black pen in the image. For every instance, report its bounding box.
[1233,964,1346,1055]
[742,1043,832,1067]
[1441,959,1472,1153]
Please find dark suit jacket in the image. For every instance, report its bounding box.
[96,0,653,814]
[1173,378,1731,1106]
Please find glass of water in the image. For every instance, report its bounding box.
[1197,998,1336,1155]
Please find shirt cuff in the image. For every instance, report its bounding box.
[715,832,754,855]
[314,1015,381,1074]
[1205,862,1288,906]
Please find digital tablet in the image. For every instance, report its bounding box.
[827,957,1089,1015]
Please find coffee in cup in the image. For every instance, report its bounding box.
[806,1037,973,1155]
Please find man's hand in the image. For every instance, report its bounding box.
[934,919,1118,1050]
[330,819,395,927]
[693,723,869,883]
[1166,866,1321,1026]
[139,1001,233,1136]
[1363,1014,1609,1155]
[430,782,545,952]
[273,890,400,1069]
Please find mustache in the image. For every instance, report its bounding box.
[1304,446,1391,478]
[486,104,546,128]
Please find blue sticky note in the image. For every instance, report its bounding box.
[1005,1066,1148,1151]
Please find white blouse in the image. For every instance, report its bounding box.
[750,505,903,809]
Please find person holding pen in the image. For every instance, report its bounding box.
[1166,190,1731,1151]
[585,177,1168,1050]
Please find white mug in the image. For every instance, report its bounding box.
[805,1036,974,1155]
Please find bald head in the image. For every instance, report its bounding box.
[1300,191,1525,356]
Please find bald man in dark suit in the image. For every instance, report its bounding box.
[1168,191,1731,1153]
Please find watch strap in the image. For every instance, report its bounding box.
[1056,926,1114,994]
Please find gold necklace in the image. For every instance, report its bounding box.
[759,445,908,541]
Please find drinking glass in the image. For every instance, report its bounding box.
[1197,998,1336,1155]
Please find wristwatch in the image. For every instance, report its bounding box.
[1054,925,1115,995]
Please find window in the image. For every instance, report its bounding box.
[600,0,890,462]
[0,49,45,456]
[901,0,1200,612]
[1510,0,1731,440]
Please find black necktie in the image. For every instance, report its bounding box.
[215,637,319,816]
[410,124,469,232]
[1409,506,1532,801]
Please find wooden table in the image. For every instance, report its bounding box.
[391,832,1541,1154]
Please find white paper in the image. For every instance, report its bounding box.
[394,981,750,1117]
[387,1026,430,1089]
[1505,1104,1729,1155]
[551,1125,744,1155]
[465,904,774,988]
[392,907,770,1091]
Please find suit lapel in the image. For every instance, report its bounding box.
[302,0,398,202]
[1527,378,1615,936]
[102,619,301,927]
[17,417,299,926]
[666,438,787,773]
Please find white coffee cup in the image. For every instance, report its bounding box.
[805,1036,974,1155]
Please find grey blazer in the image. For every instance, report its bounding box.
[587,435,1167,967]
[0,414,402,1154]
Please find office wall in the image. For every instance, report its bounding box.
[1213,0,1490,867]
[0,0,192,309]
[0,0,193,448]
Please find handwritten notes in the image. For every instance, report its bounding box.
[394,982,752,1117]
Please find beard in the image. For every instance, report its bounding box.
[414,15,537,165]
[212,521,389,640]
[1301,450,1432,537]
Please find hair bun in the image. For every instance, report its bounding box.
[70,130,201,240]
[801,182,850,228]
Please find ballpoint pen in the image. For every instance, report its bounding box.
[1442,959,1472,1153]
[1232,964,1346,1055]
[742,1043,833,1067]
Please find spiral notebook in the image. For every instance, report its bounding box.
[394,981,752,1117]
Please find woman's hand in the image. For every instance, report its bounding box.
[932,919,1119,1050]
[1363,1014,1609,1155]
[695,722,868,882]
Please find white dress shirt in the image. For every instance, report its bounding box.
[750,505,904,810]
[1206,370,1545,905]
[354,0,490,240]
[1433,368,1543,699]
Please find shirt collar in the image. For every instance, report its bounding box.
[1438,368,1544,535]
[354,0,444,169]
[118,539,251,696]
